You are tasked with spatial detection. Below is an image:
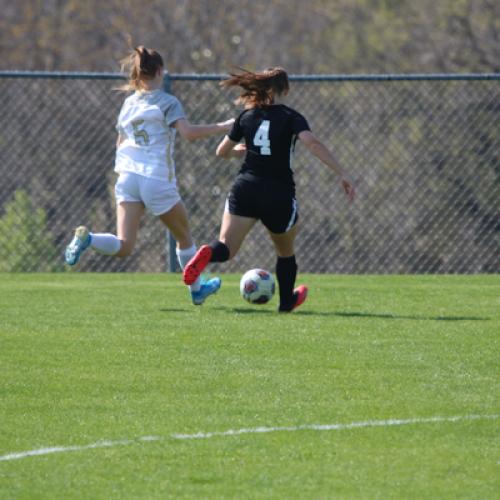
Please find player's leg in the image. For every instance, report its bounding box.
[65,218,128,265]
[183,211,256,285]
[87,205,129,257]
[91,173,143,258]
[183,177,259,286]
[158,199,197,276]
[268,224,308,312]
[219,211,257,259]
[114,201,144,257]
[109,172,144,257]
[158,200,220,305]
[64,201,142,265]
[142,176,205,293]
[87,185,143,257]
[157,199,194,250]
[143,175,220,304]
[263,186,307,312]
[183,177,258,285]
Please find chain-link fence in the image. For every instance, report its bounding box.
[0,72,498,273]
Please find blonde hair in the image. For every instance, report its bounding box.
[221,67,289,107]
[119,45,164,92]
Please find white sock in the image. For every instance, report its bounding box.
[176,244,201,292]
[89,233,122,255]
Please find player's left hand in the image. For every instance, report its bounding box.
[231,143,246,158]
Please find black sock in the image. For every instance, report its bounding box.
[210,240,230,262]
[276,255,297,311]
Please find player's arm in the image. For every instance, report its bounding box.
[216,136,246,159]
[116,133,125,147]
[174,118,234,142]
[298,130,355,202]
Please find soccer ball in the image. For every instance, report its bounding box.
[240,268,275,304]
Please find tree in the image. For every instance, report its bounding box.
[0,0,498,74]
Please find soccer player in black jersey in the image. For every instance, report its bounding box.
[184,67,355,312]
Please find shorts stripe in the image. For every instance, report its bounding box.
[285,198,298,232]
[285,198,297,233]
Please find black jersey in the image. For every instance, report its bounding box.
[228,104,310,184]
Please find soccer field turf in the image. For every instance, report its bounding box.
[1,273,498,498]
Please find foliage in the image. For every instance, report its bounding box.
[0,190,63,272]
[0,0,498,74]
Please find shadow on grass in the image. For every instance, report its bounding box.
[212,306,312,315]
[210,306,490,321]
[217,307,275,314]
[332,311,490,321]
[158,308,191,313]
[159,306,490,321]
[158,307,276,314]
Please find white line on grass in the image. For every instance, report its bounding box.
[170,414,500,440]
[1,414,498,462]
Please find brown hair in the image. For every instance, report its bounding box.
[221,67,289,107]
[119,45,164,92]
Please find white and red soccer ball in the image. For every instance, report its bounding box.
[239,268,275,304]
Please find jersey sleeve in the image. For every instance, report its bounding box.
[228,112,244,142]
[164,96,186,126]
[292,111,311,135]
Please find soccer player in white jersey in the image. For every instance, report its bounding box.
[65,45,233,305]
[183,68,355,312]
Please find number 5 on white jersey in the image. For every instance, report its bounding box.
[253,120,271,155]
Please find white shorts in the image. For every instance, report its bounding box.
[115,172,181,216]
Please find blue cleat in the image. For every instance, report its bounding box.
[191,277,221,305]
[65,226,91,265]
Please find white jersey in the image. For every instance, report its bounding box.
[114,89,186,181]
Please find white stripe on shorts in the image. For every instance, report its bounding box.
[285,198,298,232]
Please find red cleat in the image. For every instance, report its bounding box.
[279,284,308,312]
[183,245,213,285]
[291,285,308,311]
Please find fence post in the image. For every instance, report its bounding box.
[163,72,178,273]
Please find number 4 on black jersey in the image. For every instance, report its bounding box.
[228,104,310,185]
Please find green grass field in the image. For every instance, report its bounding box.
[1,273,499,499]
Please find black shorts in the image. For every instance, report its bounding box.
[226,175,299,234]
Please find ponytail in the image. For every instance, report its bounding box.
[221,67,289,107]
[118,45,164,92]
